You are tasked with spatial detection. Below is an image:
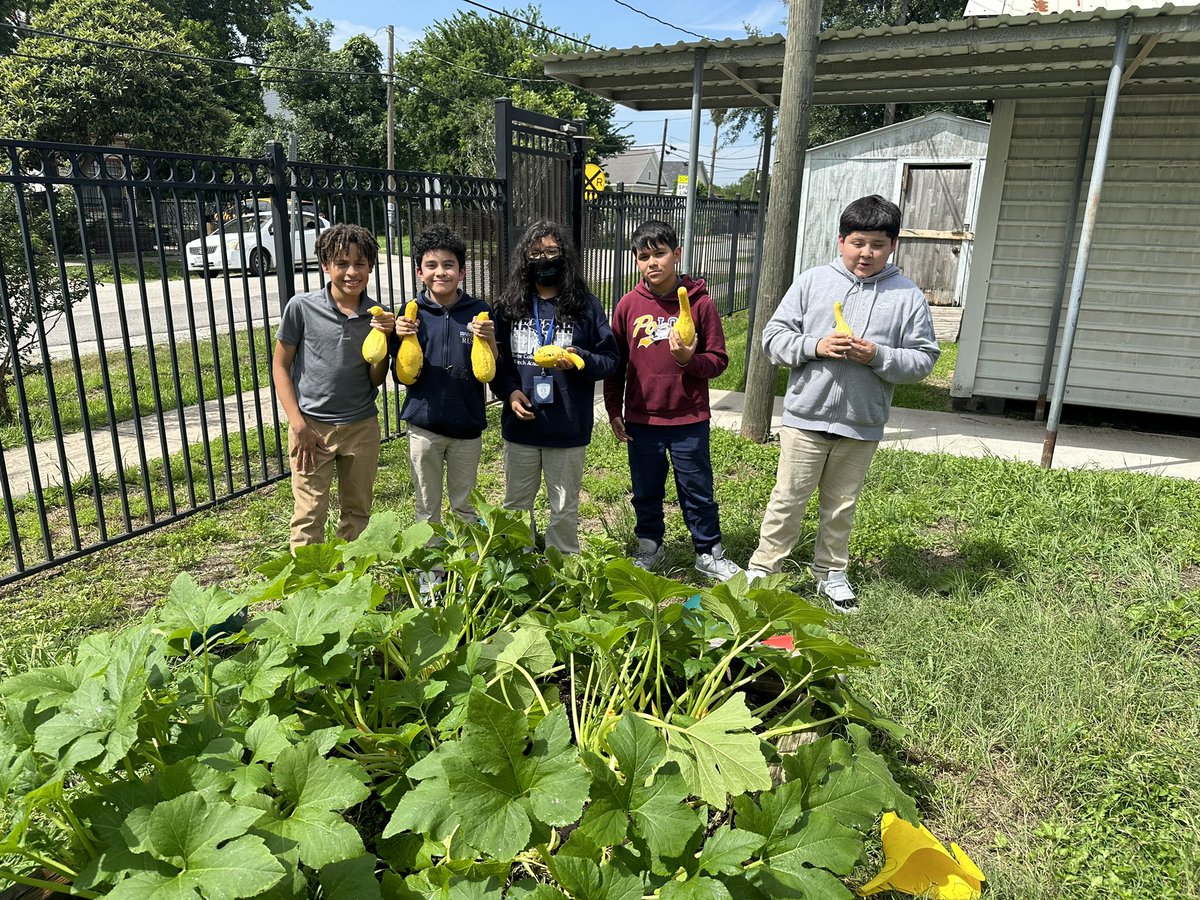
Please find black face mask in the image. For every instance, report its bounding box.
[532,257,565,286]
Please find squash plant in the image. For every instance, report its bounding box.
[0,503,919,898]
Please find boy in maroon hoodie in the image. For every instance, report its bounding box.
[603,220,742,582]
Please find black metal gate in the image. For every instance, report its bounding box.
[493,99,587,260]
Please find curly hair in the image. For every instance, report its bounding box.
[315,223,378,268]
[413,223,466,268]
[496,221,592,323]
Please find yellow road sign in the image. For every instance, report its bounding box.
[584,162,606,199]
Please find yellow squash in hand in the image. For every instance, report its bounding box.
[674,285,696,345]
[471,311,496,383]
[395,301,422,385]
[361,306,388,364]
[532,344,585,370]
[834,301,853,336]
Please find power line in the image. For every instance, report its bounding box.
[609,0,708,41]
[412,47,560,84]
[458,0,607,51]
[0,22,457,103]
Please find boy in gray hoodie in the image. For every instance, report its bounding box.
[746,195,939,613]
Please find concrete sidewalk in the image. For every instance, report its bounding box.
[707,390,1200,480]
[4,384,1199,505]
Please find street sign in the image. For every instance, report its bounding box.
[584,162,606,198]
[675,174,689,197]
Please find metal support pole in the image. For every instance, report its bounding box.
[656,118,668,195]
[681,47,706,274]
[1042,18,1131,468]
[1035,97,1095,422]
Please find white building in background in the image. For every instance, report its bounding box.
[795,112,990,307]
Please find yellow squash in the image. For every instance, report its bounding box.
[471,311,496,383]
[833,301,853,336]
[673,285,696,345]
[394,301,422,385]
[361,305,388,364]
[532,344,585,370]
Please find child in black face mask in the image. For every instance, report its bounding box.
[492,221,620,554]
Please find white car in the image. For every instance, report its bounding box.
[186,212,328,276]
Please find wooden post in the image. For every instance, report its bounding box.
[741,0,823,442]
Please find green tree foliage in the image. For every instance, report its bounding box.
[811,0,986,146]
[715,168,770,201]
[234,17,388,167]
[0,0,228,149]
[393,5,631,176]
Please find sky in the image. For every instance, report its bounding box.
[302,0,788,185]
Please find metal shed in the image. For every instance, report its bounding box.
[795,112,990,306]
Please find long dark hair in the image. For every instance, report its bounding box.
[496,220,592,323]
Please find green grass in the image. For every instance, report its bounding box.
[1,327,275,448]
[2,407,1198,898]
[712,308,957,412]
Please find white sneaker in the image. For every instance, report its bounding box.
[695,543,743,582]
[745,567,772,583]
[633,538,664,572]
[418,570,445,597]
[816,570,858,614]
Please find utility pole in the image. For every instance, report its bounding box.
[741,0,823,443]
[386,25,396,254]
[655,118,668,195]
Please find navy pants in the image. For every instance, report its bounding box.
[626,420,721,554]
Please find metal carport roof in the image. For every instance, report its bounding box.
[541,4,1200,109]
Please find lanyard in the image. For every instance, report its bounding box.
[532,296,553,348]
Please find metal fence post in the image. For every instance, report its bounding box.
[612,183,627,314]
[494,98,514,265]
[726,201,741,315]
[569,117,587,253]
[267,140,294,307]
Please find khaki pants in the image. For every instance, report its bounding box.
[749,426,878,578]
[288,415,381,550]
[407,424,482,524]
[503,442,587,554]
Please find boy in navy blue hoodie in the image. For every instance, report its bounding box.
[395,224,496,524]
[493,221,618,553]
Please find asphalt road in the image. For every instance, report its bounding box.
[39,255,419,362]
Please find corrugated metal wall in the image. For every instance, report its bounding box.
[955,95,1200,417]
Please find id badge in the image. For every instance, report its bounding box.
[532,374,555,406]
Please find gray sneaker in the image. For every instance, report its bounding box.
[633,538,664,572]
[816,570,858,614]
[695,543,743,582]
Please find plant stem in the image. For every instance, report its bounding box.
[0,868,99,898]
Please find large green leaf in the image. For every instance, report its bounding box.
[213,643,292,704]
[319,853,382,900]
[659,877,734,900]
[340,512,432,563]
[250,577,371,654]
[257,739,371,869]
[159,574,245,644]
[697,827,766,876]
[662,695,771,806]
[759,810,862,877]
[845,724,920,823]
[546,855,643,900]
[111,791,284,899]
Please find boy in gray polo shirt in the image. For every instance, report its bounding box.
[272,223,396,549]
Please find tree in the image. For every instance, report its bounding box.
[0,188,87,424]
[235,17,388,167]
[810,0,984,145]
[392,5,631,176]
[707,109,727,198]
[714,168,770,201]
[0,0,228,150]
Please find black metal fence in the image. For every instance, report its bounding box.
[0,138,507,585]
[0,127,758,585]
[582,186,760,317]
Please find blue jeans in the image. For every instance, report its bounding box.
[626,420,720,554]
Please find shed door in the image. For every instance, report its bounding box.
[896,164,972,306]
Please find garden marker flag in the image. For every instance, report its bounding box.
[859,812,985,899]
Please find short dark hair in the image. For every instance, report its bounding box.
[630,219,678,253]
[838,195,902,240]
[315,223,378,268]
[414,223,466,268]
